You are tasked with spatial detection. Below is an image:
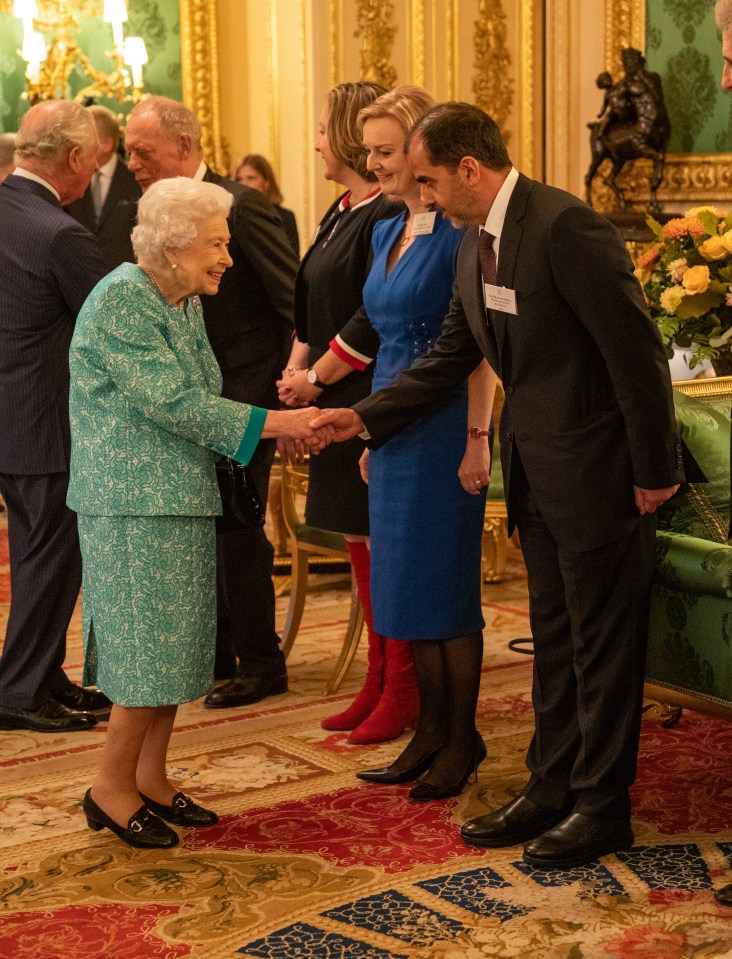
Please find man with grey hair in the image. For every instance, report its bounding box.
[0,132,15,183]
[66,104,140,270]
[0,100,110,732]
[125,97,299,707]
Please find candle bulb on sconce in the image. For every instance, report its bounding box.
[123,35,147,90]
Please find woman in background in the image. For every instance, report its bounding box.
[282,86,496,799]
[277,81,420,746]
[234,153,300,255]
[68,178,322,849]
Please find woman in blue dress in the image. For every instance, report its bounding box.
[286,86,498,800]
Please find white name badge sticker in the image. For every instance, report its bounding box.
[484,283,518,315]
[411,211,437,236]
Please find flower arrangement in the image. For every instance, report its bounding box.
[634,206,732,372]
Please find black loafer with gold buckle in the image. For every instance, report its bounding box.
[82,789,178,849]
[139,791,219,827]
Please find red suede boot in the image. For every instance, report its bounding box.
[321,541,383,731]
[348,638,420,744]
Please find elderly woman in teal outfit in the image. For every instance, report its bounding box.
[68,178,323,850]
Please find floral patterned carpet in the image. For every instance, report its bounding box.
[1,526,732,959]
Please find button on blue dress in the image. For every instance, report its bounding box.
[364,212,487,641]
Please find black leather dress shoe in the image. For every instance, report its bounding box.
[461,794,569,848]
[522,811,634,869]
[714,884,732,907]
[356,747,440,785]
[139,791,218,826]
[82,789,178,849]
[0,699,98,732]
[54,685,112,713]
[203,673,288,708]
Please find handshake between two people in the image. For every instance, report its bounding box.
[262,406,366,460]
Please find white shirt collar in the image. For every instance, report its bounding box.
[193,161,207,181]
[12,167,61,202]
[481,166,519,256]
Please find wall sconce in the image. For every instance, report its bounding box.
[7,0,147,105]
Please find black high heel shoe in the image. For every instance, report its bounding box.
[139,791,219,827]
[82,789,179,848]
[356,746,441,785]
[407,735,487,802]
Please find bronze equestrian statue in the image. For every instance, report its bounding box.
[585,48,671,213]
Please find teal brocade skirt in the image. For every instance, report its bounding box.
[77,515,216,707]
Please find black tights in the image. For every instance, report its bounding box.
[390,631,484,786]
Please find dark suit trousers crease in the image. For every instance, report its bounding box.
[0,473,82,709]
[214,439,285,678]
[511,454,656,820]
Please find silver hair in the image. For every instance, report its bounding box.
[132,177,233,266]
[717,0,732,32]
[0,132,16,169]
[128,95,202,150]
[15,101,97,170]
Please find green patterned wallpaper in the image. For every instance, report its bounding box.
[0,0,182,134]
[645,0,731,154]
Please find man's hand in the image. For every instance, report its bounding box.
[633,484,680,515]
[275,408,334,453]
[309,408,365,443]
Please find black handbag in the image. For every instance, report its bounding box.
[215,457,266,531]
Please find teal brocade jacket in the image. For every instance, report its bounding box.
[67,263,266,517]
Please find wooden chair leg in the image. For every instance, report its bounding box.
[281,546,309,658]
[324,571,365,694]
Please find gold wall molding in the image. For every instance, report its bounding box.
[354,0,397,88]
[519,0,536,179]
[472,0,514,137]
[180,0,227,174]
[603,0,729,206]
[408,0,425,87]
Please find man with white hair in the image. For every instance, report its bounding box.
[0,100,110,732]
[125,97,299,708]
[65,104,141,270]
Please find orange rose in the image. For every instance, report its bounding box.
[681,265,710,295]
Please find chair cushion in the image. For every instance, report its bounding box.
[654,530,732,599]
[657,391,730,541]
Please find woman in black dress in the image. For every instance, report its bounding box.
[278,82,419,744]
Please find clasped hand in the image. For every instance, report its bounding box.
[276,368,319,408]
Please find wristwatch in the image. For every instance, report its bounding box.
[467,426,490,440]
[306,367,327,390]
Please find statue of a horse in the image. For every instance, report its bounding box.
[585,49,671,214]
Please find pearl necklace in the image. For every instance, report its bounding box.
[142,266,183,308]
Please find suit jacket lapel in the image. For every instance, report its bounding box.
[492,174,532,360]
[461,228,501,375]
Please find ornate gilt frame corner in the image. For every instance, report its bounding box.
[604,0,732,204]
[179,0,228,174]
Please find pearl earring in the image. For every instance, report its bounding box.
[171,263,178,270]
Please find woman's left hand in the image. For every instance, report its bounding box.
[458,440,491,495]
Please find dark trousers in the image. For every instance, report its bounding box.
[214,440,285,679]
[511,455,656,821]
[0,472,82,709]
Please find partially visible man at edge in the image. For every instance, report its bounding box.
[124,97,299,707]
[0,101,110,732]
[714,0,732,910]
[313,101,683,871]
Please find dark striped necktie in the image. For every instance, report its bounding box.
[478,229,497,286]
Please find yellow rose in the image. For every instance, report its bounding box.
[660,286,687,313]
[698,235,728,261]
[722,229,732,253]
[681,264,711,295]
[686,205,719,219]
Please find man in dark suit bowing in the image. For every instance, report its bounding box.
[125,97,298,707]
[314,102,683,870]
[65,104,141,271]
[0,100,110,732]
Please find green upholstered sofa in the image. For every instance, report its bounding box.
[645,376,732,719]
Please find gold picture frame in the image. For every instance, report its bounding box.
[604,0,732,204]
[180,0,226,173]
